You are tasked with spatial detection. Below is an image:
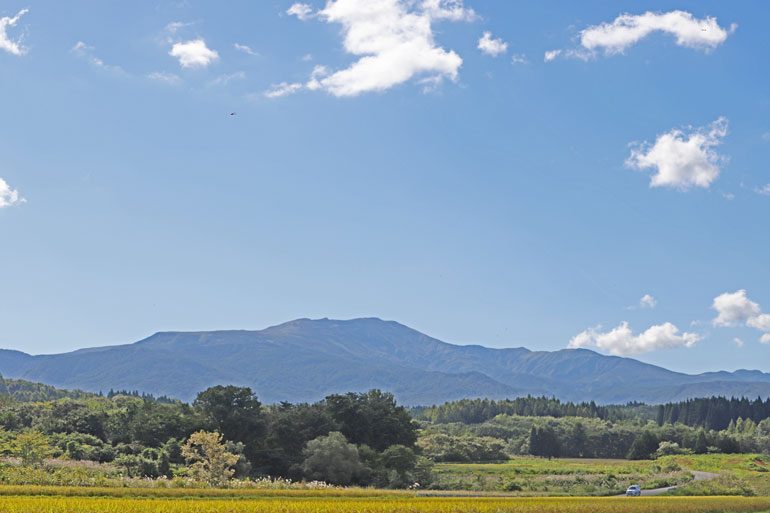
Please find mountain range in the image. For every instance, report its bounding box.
[2,317,770,405]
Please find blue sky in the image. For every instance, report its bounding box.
[1,1,770,374]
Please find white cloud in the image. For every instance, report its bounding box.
[0,178,23,208]
[762,132,770,142]
[712,290,761,327]
[264,82,304,98]
[713,290,770,344]
[544,49,561,62]
[147,71,182,85]
[569,321,700,356]
[511,53,528,65]
[0,9,28,56]
[71,41,126,75]
[581,11,734,55]
[169,39,219,68]
[421,0,477,21]
[234,43,258,56]
[748,314,770,332]
[755,184,770,196]
[287,3,314,21]
[733,337,745,348]
[639,294,657,309]
[546,11,734,62]
[477,31,507,57]
[280,0,472,97]
[626,117,728,190]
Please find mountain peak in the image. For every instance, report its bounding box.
[1,318,770,405]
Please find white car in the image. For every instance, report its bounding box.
[626,485,642,496]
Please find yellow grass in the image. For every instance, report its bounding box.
[1,495,770,513]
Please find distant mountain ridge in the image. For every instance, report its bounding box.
[2,317,770,405]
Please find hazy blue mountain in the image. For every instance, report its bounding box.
[1,318,770,404]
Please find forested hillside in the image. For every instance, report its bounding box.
[416,396,770,462]
[0,375,95,402]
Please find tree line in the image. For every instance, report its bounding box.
[418,410,770,462]
[414,395,770,430]
[655,396,770,431]
[0,385,428,488]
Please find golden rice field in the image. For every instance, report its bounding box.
[2,494,770,513]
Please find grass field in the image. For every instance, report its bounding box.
[431,454,770,496]
[0,454,767,511]
[662,454,770,496]
[1,494,770,513]
[431,456,688,494]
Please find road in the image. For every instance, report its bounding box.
[624,470,719,496]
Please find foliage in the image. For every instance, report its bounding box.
[656,397,770,431]
[301,432,363,486]
[417,433,507,462]
[0,376,95,403]
[0,386,420,486]
[6,431,52,467]
[194,386,265,463]
[323,390,417,451]
[181,431,240,487]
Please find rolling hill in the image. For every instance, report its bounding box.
[1,317,770,404]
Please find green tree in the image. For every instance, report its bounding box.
[694,430,709,454]
[9,431,52,467]
[627,431,658,460]
[301,431,363,485]
[194,386,265,464]
[381,444,418,488]
[570,422,588,457]
[324,390,416,451]
[181,431,240,486]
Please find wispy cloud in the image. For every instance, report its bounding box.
[626,117,728,190]
[147,71,182,85]
[286,3,314,21]
[71,41,127,75]
[510,53,528,65]
[546,10,735,62]
[0,9,28,56]
[264,81,304,98]
[755,184,770,196]
[544,49,561,62]
[234,43,258,56]
[209,71,245,87]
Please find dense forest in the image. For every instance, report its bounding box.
[415,396,770,462]
[412,397,654,424]
[0,378,427,488]
[1,377,770,488]
[413,396,770,430]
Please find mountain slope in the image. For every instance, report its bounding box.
[1,317,769,404]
